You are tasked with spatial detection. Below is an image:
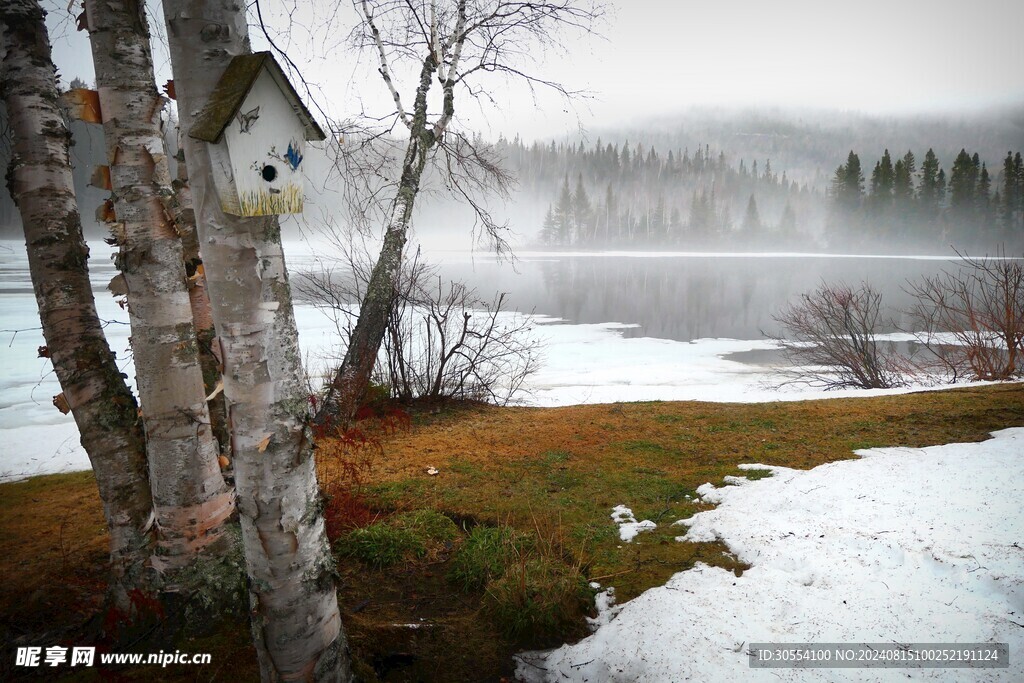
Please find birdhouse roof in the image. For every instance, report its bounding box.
[190,51,326,143]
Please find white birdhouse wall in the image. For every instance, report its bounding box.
[213,70,308,216]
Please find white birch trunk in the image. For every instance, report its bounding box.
[0,0,155,612]
[169,123,231,459]
[320,57,438,423]
[164,106,230,459]
[161,2,350,679]
[83,0,233,571]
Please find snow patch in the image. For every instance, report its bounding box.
[586,586,622,630]
[518,428,1024,682]
[610,505,656,542]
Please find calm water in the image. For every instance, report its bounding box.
[294,248,966,342]
[3,239,966,347]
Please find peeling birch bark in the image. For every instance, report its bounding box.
[83,0,233,570]
[160,1,350,680]
[0,0,154,612]
[168,112,231,458]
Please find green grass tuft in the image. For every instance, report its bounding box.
[391,509,459,544]
[340,508,459,568]
[741,469,775,481]
[342,523,426,568]
[447,525,521,589]
[483,556,593,644]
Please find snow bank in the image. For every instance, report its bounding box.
[517,428,1024,682]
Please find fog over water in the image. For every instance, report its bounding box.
[291,242,965,341]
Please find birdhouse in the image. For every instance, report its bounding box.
[189,52,325,217]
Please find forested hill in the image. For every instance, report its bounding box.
[582,107,1024,190]
[495,111,1024,253]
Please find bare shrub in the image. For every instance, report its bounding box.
[297,246,540,406]
[907,252,1024,382]
[769,282,909,390]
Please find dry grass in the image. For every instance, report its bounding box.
[0,472,108,641]
[2,383,1022,681]
[339,385,1023,596]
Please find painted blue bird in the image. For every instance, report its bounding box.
[284,141,303,171]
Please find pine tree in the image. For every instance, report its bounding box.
[844,151,865,210]
[541,205,557,244]
[654,194,667,240]
[902,150,917,181]
[554,176,574,245]
[1015,152,1024,229]
[832,151,864,213]
[977,163,991,220]
[894,154,915,203]
[949,148,977,215]
[919,148,943,217]
[778,202,797,238]
[603,183,617,244]
[742,194,762,233]
[572,173,592,243]
[1002,151,1016,227]
[831,164,847,202]
[669,206,682,239]
[893,151,916,228]
[688,188,711,238]
[869,149,895,212]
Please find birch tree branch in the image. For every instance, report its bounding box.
[361,0,411,128]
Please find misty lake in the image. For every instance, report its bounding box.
[291,246,964,342]
[0,239,981,479]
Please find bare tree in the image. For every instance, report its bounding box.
[82,0,233,570]
[1,0,154,613]
[769,282,908,390]
[908,252,1024,382]
[161,1,350,680]
[298,243,539,405]
[316,0,603,423]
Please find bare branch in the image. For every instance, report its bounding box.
[319,0,603,421]
[768,282,909,390]
[360,0,412,128]
[907,249,1024,382]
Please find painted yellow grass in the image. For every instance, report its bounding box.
[237,183,303,216]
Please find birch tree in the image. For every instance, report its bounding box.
[0,0,154,612]
[317,0,602,422]
[166,115,231,458]
[161,1,350,680]
[81,0,234,570]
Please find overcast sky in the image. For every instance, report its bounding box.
[44,0,1024,140]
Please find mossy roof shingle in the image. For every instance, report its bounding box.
[189,51,326,143]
